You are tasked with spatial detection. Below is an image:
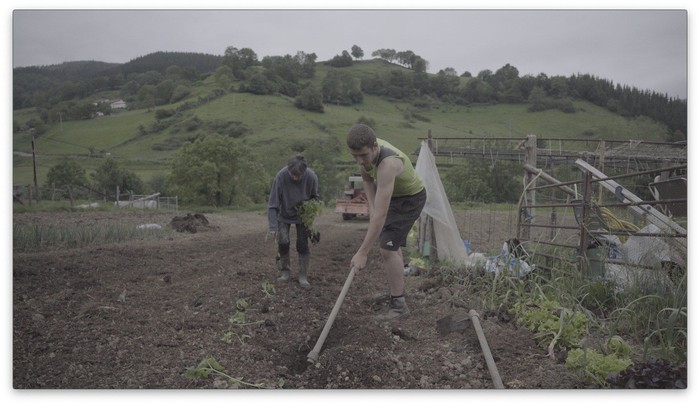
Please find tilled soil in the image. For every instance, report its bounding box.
[12,210,583,389]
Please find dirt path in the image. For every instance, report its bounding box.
[12,210,582,389]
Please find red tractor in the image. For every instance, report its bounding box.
[334,175,369,220]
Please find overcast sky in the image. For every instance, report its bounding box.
[11,7,688,99]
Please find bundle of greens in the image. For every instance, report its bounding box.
[297,199,323,243]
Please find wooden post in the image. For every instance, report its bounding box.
[520,135,538,240]
[549,185,557,241]
[597,140,605,204]
[422,216,434,259]
[30,128,41,201]
[116,186,120,205]
[525,135,537,206]
[427,129,433,153]
[578,172,593,275]
[416,216,425,254]
[429,217,438,262]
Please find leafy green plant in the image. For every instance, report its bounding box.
[235,298,248,311]
[222,298,261,345]
[185,357,265,388]
[261,281,276,298]
[297,199,323,234]
[605,335,632,358]
[566,348,632,386]
[511,298,588,356]
[221,330,250,345]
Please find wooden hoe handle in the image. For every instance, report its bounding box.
[307,267,357,363]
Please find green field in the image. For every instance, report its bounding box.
[12,60,670,188]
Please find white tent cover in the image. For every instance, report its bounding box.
[415,141,469,267]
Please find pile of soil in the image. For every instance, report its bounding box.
[170,213,219,233]
[13,210,583,389]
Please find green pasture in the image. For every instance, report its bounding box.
[12,60,671,188]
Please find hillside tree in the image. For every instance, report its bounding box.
[294,86,324,112]
[294,51,318,78]
[371,48,397,62]
[222,47,259,79]
[351,45,364,60]
[321,70,363,105]
[91,158,145,196]
[46,158,88,200]
[396,50,417,68]
[213,65,235,90]
[169,135,268,206]
[412,57,428,73]
[441,67,458,77]
[327,51,353,67]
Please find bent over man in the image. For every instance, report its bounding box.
[346,124,426,321]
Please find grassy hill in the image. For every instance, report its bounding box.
[12,60,671,190]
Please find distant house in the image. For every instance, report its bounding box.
[93,98,110,106]
[110,99,127,109]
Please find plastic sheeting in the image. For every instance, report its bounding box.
[415,141,469,267]
[603,223,680,292]
[485,242,533,277]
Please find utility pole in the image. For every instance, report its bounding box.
[30,128,41,201]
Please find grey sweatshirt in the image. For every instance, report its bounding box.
[267,167,319,231]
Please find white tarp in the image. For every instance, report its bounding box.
[605,223,679,292]
[415,141,469,267]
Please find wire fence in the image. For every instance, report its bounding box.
[13,183,177,211]
[423,133,687,283]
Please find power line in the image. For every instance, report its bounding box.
[40,135,93,151]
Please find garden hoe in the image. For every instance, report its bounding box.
[307,266,357,363]
[436,310,505,389]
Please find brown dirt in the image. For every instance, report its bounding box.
[12,209,583,389]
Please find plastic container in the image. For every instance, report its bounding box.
[585,245,606,279]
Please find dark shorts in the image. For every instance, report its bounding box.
[379,188,426,251]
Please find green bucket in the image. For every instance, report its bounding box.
[584,245,606,279]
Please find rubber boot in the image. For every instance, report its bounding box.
[375,295,410,322]
[298,254,311,290]
[277,253,291,282]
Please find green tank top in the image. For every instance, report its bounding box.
[367,138,424,197]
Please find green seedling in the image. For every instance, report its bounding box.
[185,357,265,388]
[223,297,263,345]
[261,281,276,298]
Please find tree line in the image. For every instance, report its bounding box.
[14,46,686,141]
[16,45,687,207]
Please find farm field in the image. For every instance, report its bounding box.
[12,209,583,389]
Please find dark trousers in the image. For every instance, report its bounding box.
[277,222,310,256]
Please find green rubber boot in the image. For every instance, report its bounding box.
[278,253,291,282]
[298,254,311,290]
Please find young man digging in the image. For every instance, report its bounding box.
[346,124,426,321]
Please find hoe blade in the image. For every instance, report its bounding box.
[436,312,471,336]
